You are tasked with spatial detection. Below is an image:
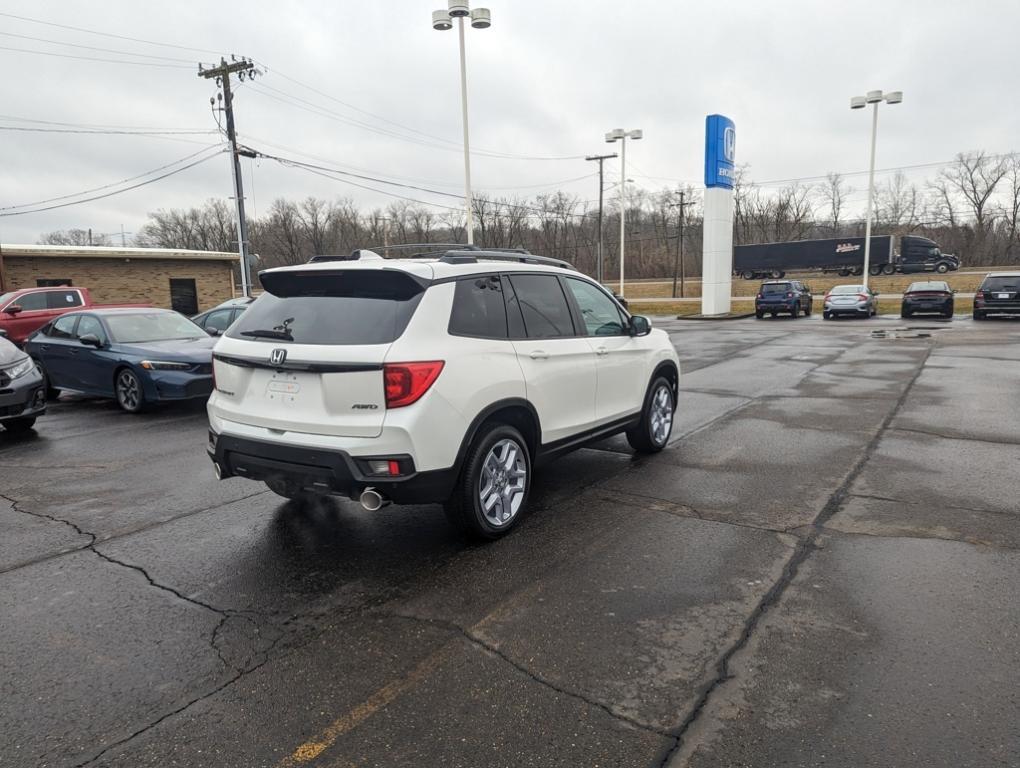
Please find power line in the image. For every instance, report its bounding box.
[0,30,195,62]
[255,149,593,219]
[0,11,225,55]
[0,126,219,136]
[0,147,226,217]
[0,43,192,68]
[0,113,215,131]
[250,72,585,162]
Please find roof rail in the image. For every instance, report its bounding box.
[440,249,574,270]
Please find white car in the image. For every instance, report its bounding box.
[207,248,680,539]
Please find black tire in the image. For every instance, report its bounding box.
[35,361,60,401]
[790,302,800,318]
[902,307,912,318]
[626,376,675,454]
[771,312,777,317]
[823,311,831,320]
[770,270,782,279]
[869,265,882,276]
[742,270,755,280]
[973,311,986,321]
[444,424,531,540]
[804,302,812,317]
[114,368,147,413]
[882,264,895,275]
[936,263,949,274]
[2,416,36,434]
[265,478,308,500]
[838,269,850,277]
[755,310,764,319]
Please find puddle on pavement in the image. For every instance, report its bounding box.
[871,325,951,340]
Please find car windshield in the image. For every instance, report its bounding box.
[908,282,948,292]
[0,291,17,307]
[761,284,791,295]
[982,277,1020,291]
[830,285,863,295]
[104,312,206,343]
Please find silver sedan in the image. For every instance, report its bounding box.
[823,284,880,319]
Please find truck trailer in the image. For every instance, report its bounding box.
[733,235,960,279]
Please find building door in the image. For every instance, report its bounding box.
[169,278,198,315]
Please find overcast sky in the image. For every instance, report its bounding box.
[0,0,1017,243]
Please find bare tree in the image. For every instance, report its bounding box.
[874,171,922,231]
[38,228,111,247]
[820,172,854,234]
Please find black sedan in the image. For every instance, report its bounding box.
[25,308,217,413]
[0,334,46,433]
[901,281,954,318]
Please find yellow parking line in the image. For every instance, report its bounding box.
[276,644,452,767]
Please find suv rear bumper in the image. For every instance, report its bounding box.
[208,431,458,504]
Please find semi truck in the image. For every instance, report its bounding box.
[733,235,960,280]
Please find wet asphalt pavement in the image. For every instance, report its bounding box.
[1,314,1017,768]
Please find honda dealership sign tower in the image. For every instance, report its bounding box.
[702,114,736,315]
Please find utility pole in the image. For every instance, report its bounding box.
[585,153,616,283]
[199,57,259,297]
[670,191,695,298]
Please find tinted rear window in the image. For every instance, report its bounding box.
[448,276,508,339]
[907,282,948,292]
[981,276,1020,291]
[507,274,575,338]
[230,270,425,346]
[761,283,792,295]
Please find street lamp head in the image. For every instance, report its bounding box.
[865,90,884,104]
[884,90,903,104]
[629,129,643,140]
[447,1,470,17]
[850,96,867,109]
[470,8,491,28]
[605,128,625,142]
[432,9,453,29]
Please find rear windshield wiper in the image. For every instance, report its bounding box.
[239,329,294,341]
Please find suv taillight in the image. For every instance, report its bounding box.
[384,361,444,408]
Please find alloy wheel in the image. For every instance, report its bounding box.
[117,371,141,411]
[478,438,528,528]
[649,384,674,445]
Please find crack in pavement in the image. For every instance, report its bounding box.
[0,488,271,575]
[841,492,1018,520]
[886,425,1020,447]
[653,341,935,768]
[387,611,676,740]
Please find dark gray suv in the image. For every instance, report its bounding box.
[755,280,813,318]
[0,334,45,434]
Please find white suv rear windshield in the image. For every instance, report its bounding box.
[229,270,425,345]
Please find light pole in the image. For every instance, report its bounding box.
[432,1,491,246]
[851,89,902,287]
[605,128,642,297]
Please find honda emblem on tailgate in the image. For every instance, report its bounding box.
[270,348,287,366]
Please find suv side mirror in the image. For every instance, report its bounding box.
[206,327,221,337]
[4,304,23,315]
[629,315,651,337]
[79,333,103,348]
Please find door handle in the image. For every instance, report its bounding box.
[69,349,78,356]
[529,350,549,360]
[595,346,608,356]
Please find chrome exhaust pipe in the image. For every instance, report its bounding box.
[212,462,222,480]
[359,487,390,511]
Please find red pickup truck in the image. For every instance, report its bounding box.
[0,287,148,345]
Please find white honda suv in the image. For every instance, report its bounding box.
[207,248,680,539]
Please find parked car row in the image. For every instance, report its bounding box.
[754,272,1020,321]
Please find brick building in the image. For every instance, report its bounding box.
[0,244,238,315]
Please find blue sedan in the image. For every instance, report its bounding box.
[25,308,217,413]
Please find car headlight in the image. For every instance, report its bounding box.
[2,356,35,380]
[140,360,192,371]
